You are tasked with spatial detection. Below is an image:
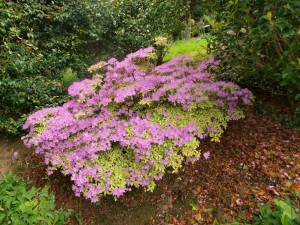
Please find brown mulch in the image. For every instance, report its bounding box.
[17,89,300,225]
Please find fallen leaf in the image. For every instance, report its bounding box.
[236,199,243,206]
[285,180,292,187]
[195,212,202,221]
[238,210,248,220]
[191,203,200,211]
[254,189,266,196]
[292,183,300,193]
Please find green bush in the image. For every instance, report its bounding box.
[0,0,90,135]
[0,172,72,225]
[0,77,70,135]
[207,0,300,127]
[0,0,87,79]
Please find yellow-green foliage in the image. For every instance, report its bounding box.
[62,68,78,85]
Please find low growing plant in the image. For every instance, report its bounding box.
[253,198,300,225]
[0,172,72,224]
[22,47,253,202]
[214,197,300,225]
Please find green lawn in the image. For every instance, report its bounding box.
[164,37,210,62]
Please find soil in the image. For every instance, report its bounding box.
[1,88,299,225]
[0,136,31,179]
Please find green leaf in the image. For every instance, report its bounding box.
[290,1,300,8]
[276,19,290,32]
[282,66,293,79]
[274,199,297,220]
[295,94,300,101]
[281,214,291,225]
[19,201,33,212]
[213,219,221,225]
[0,213,5,223]
[263,11,272,21]
[195,212,202,221]
[206,207,215,213]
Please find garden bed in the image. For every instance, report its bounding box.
[1,89,299,224]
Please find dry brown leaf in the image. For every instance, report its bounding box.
[292,183,300,193]
[236,199,243,206]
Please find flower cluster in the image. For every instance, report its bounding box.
[22,47,253,202]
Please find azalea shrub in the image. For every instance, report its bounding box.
[22,47,253,202]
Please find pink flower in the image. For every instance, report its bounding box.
[203,151,210,160]
[12,151,18,161]
[112,188,126,197]
[161,157,169,165]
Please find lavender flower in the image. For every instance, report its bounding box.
[111,188,126,197]
[203,152,210,160]
[12,151,18,161]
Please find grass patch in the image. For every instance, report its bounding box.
[164,37,210,62]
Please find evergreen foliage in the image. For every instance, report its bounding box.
[207,0,300,127]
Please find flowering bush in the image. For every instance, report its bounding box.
[22,47,253,202]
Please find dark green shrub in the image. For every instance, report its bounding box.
[0,0,90,134]
[0,172,72,224]
[0,77,70,135]
[207,0,300,127]
[0,0,88,79]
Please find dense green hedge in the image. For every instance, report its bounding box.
[0,77,69,135]
[0,0,198,135]
[0,0,88,79]
[0,0,88,134]
[207,0,300,127]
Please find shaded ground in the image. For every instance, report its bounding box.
[1,89,299,224]
[0,136,31,179]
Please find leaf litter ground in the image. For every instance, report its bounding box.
[1,88,299,225]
